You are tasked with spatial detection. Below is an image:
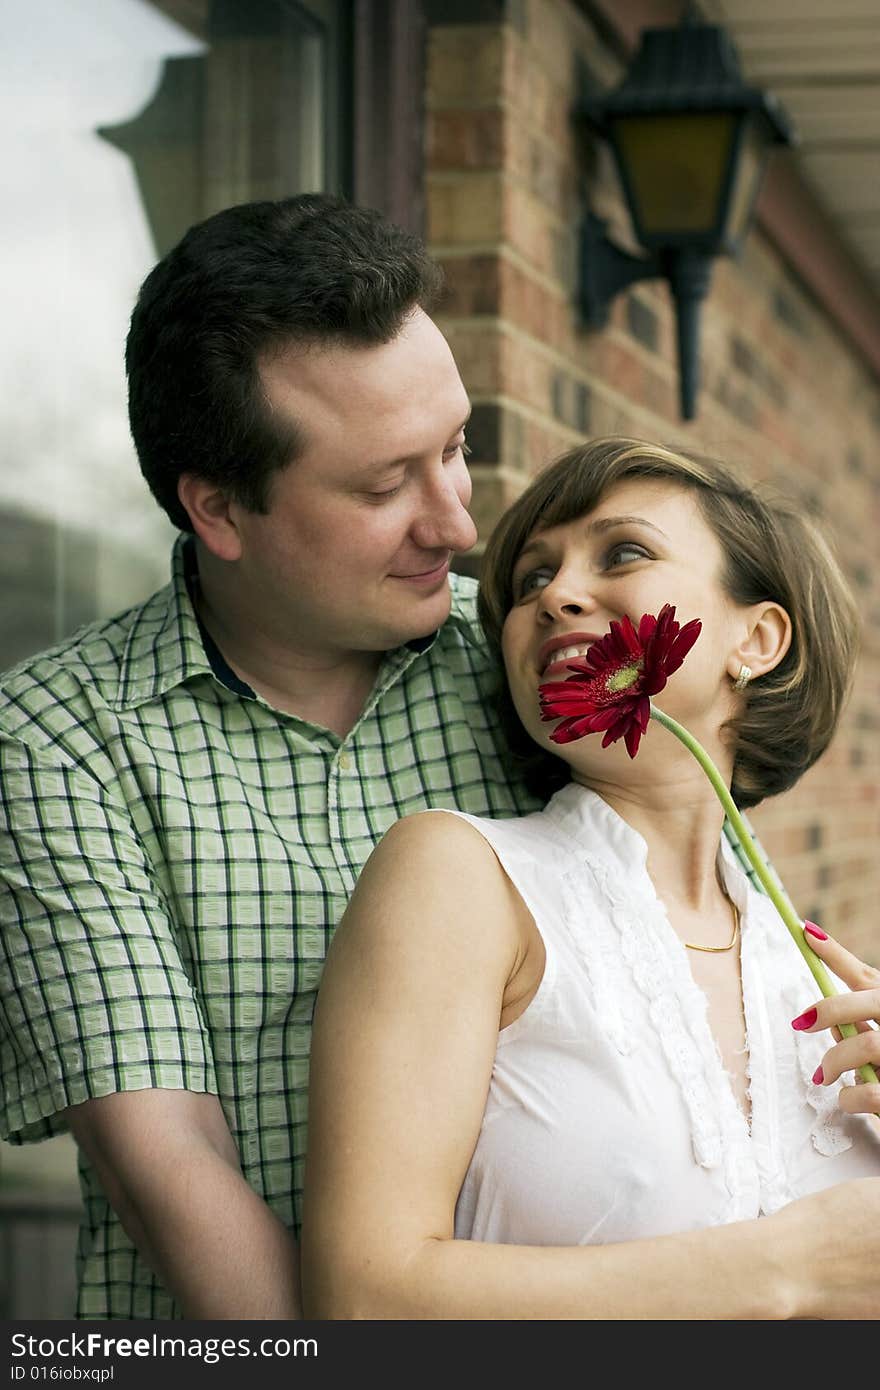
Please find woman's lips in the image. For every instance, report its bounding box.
[537,632,601,677]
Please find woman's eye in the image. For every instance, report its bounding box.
[515,568,554,598]
[606,542,648,568]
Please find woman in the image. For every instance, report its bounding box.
[302,438,880,1319]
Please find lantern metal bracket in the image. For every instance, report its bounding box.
[580,213,714,419]
[580,212,662,328]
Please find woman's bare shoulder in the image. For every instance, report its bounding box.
[378,808,500,862]
[346,810,525,959]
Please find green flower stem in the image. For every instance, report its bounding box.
[650,703,879,1091]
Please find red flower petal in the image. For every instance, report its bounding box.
[664,619,702,674]
[615,614,642,658]
[585,706,626,732]
[638,611,658,645]
[624,720,643,759]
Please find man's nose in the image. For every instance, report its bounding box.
[411,466,478,554]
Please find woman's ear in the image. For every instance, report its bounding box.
[177,474,243,562]
[728,602,792,683]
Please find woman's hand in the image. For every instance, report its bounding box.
[791,923,880,1116]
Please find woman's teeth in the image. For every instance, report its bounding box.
[543,643,593,673]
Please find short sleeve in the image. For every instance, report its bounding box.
[0,734,217,1143]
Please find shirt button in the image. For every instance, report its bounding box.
[338,752,352,771]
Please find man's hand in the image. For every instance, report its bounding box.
[64,1089,301,1318]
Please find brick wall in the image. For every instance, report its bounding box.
[426,0,880,961]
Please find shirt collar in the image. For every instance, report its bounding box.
[112,535,217,711]
[543,782,652,877]
[113,539,480,712]
[542,780,750,906]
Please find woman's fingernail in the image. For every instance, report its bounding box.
[804,922,828,941]
[812,1065,824,1085]
[791,1008,818,1031]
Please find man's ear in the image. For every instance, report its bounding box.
[177,475,243,562]
[728,602,792,684]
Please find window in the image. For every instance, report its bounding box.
[0,0,350,671]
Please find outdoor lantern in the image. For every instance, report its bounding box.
[580,14,795,419]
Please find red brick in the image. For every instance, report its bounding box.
[439,255,502,317]
[427,109,506,171]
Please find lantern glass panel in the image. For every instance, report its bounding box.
[724,117,768,249]
[611,112,737,240]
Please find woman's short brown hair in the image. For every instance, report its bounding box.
[477,437,860,811]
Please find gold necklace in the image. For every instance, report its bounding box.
[684,900,740,953]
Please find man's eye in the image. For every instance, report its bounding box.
[365,485,402,502]
[606,542,648,568]
[444,440,471,460]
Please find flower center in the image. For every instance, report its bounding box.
[606,661,642,693]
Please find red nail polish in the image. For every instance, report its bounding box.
[812,1066,824,1085]
[791,1008,818,1031]
[804,922,828,941]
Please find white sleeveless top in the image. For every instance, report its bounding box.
[442,784,880,1246]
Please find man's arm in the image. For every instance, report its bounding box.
[65,1089,300,1318]
[1,731,297,1316]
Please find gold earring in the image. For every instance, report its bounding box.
[733,664,752,692]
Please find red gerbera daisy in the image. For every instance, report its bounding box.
[538,603,702,758]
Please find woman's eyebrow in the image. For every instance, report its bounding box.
[516,515,668,563]
[513,537,551,567]
[587,515,668,538]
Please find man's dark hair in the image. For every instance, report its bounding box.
[126,194,444,531]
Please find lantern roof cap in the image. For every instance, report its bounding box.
[587,20,795,145]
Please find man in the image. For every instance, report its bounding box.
[0,195,539,1319]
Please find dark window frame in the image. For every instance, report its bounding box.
[352,0,427,233]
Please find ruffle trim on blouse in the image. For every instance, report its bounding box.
[781,967,853,1159]
[555,867,635,1058]
[732,886,794,1213]
[571,850,755,1222]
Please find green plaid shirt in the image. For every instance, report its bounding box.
[0,538,539,1319]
